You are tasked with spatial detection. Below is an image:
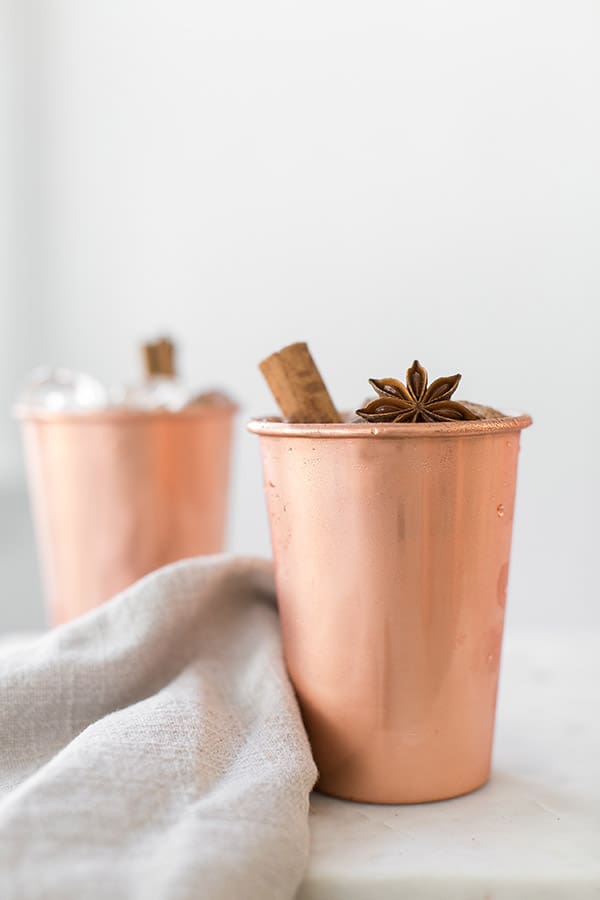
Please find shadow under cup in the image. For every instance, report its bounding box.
[18,403,237,625]
[249,412,532,804]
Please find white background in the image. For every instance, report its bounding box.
[1,1,599,630]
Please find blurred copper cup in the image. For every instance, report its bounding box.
[18,403,237,625]
[249,412,532,803]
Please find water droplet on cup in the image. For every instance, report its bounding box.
[496,504,505,518]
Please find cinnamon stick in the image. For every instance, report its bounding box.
[142,343,160,378]
[142,338,176,378]
[156,338,175,377]
[259,342,341,423]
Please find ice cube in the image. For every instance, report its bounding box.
[18,367,108,412]
[116,377,191,412]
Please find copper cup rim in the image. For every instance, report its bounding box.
[248,410,532,440]
[15,401,238,425]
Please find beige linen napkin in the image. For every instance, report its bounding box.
[0,555,317,900]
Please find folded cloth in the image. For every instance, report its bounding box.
[0,555,317,900]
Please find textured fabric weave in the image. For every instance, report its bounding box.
[0,555,317,900]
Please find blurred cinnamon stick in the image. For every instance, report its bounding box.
[259,342,341,423]
[142,338,176,378]
[142,343,159,378]
[156,338,175,377]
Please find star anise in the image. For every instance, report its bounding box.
[356,360,481,423]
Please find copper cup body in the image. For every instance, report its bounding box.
[19,405,237,625]
[249,414,532,803]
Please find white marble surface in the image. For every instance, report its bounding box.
[299,633,600,899]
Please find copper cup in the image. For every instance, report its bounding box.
[18,403,237,625]
[249,412,532,803]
